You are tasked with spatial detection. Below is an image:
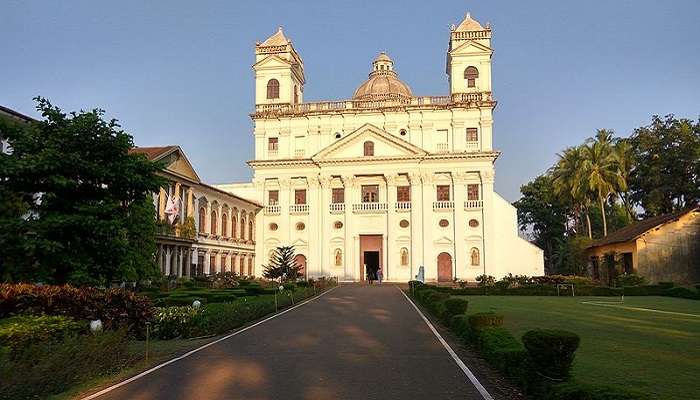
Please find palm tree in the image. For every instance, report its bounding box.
[580,130,625,236]
[612,139,634,220]
[551,146,592,238]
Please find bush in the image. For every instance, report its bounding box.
[548,381,651,400]
[450,315,470,339]
[0,329,131,399]
[622,285,666,296]
[152,306,204,339]
[468,312,504,332]
[522,329,580,380]
[615,274,646,287]
[476,274,496,287]
[657,281,674,289]
[0,315,84,354]
[477,327,527,377]
[663,286,700,300]
[443,298,469,320]
[0,284,152,334]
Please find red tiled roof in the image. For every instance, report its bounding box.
[588,207,699,248]
[129,146,178,161]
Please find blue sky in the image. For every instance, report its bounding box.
[3,0,699,201]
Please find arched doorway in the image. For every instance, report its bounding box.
[437,252,453,282]
[294,254,307,280]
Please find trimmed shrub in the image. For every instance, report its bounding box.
[589,286,623,297]
[152,306,204,339]
[522,329,580,380]
[450,315,470,339]
[0,284,152,334]
[622,285,666,296]
[615,274,646,287]
[0,315,84,354]
[663,286,700,300]
[442,298,469,321]
[657,281,675,289]
[0,329,130,400]
[468,312,504,332]
[477,327,527,377]
[548,381,651,400]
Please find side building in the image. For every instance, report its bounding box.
[130,146,260,278]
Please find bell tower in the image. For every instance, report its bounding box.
[253,27,305,105]
[446,13,493,95]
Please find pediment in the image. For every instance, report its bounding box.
[451,40,493,55]
[160,147,201,183]
[312,123,427,161]
[291,238,308,247]
[433,236,454,245]
[253,55,292,69]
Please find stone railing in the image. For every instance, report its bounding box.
[465,141,480,152]
[433,201,454,210]
[436,143,449,153]
[395,201,412,211]
[268,148,278,157]
[253,92,493,116]
[464,200,484,209]
[264,205,280,215]
[294,149,305,158]
[329,203,345,213]
[451,29,491,40]
[289,204,309,214]
[352,202,388,213]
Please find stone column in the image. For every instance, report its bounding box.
[308,175,320,278]
[319,175,332,278]
[453,172,468,280]
[385,174,397,281]
[421,172,435,280]
[481,169,496,278]
[158,187,167,220]
[187,188,194,220]
[409,173,423,280]
[342,175,357,281]
[164,246,172,275]
[279,178,291,246]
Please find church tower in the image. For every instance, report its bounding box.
[446,13,493,95]
[254,27,305,105]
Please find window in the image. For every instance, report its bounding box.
[269,223,278,231]
[266,79,280,99]
[248,220,253,240]
[268,190,279,205]
[268,137,279,151]
[332,188,345,204]
[471,248,480,266]
[466,128,478,142]
[199,207,206,232]
[397,186,410,202]
[221,213,228,237]
[439,219,450,228]
[240,215,246,239]
[210,254,217,274]
[399,219,409,228]
[334,249,343,266]
[467,184,480,201]
[296,222,305,231]
[361,185,379,203]
[400,248,409,266]
[210,210,218,235]
[464,66,478,88]
[232,215,237,238]
[334,221,343,229]
[363,141,374,156]
[294,189,307,205]
[335,132,342,139]
[436,185,451,201]
[399,129,407,136]
[469,219,479,228]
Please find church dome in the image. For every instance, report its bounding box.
[352,52,413,100]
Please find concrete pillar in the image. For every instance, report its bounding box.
[386,174,397,280]
[481,169,496,278]
[409,173,423,280]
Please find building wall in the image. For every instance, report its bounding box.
[636,210,700,284]
[493,194,545,279]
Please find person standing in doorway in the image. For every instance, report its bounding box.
[377,266,383,284]
[365,264,373,284]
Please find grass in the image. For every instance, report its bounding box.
[455,295,700,400]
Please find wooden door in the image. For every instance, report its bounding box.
[294,254,307,280]
[437,252,453,282]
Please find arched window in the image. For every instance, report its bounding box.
[232,215,237,238]
[240,215,246,240]
[464,66,479,88]
[470,248,480,266]
[334,249,343,266]
[198,207,206,233]
[248,220,253,240]
[210,210,218,235]
[267,79,280,99]
[363,141,374,156]
[221,213,228,237]
[400,248,409,266]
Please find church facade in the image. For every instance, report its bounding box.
[219,13,544,282]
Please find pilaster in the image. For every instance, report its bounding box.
[481,169,496,278]
[409,172,423,279]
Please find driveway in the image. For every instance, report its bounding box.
[88,284,489,400]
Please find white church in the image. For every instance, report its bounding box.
[219,13,544,282]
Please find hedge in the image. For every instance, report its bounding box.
[547,381,651,400]
[0,315,84,355]
[443,298,469,321]
[468,312,504,332]
[522,329,580,380]
[477,327,527,377]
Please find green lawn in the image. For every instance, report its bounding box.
[455,295,700,400]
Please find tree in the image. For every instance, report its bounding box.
[629,115,700,216]
[262,245,302,282]
[514,175,570,274]
[0,98,164,285]
[612,139,635,220]
[551,146,591,238]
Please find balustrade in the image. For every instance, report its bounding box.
[289,204,309,214]
[395,201,412,211]
[433,201,454,210]
[464,200,484,209]
[352,202,388,213]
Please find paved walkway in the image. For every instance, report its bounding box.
[90,285,487,400]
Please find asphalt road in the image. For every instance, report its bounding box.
[90,284,487,400]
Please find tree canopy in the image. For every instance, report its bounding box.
[0,98,164,285]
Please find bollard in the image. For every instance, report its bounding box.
[145,322,151,363]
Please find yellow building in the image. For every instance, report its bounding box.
[586,207,700,285]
